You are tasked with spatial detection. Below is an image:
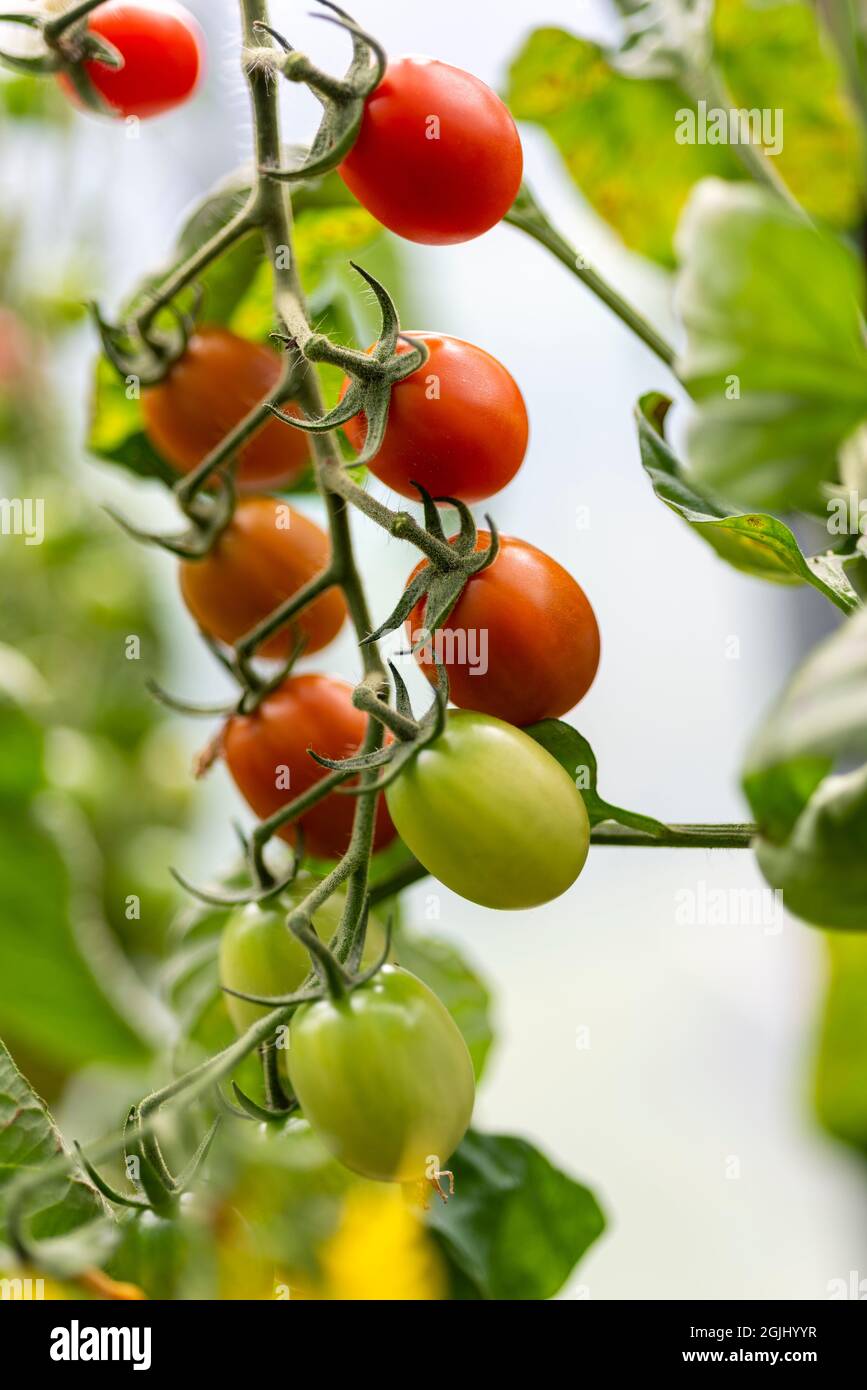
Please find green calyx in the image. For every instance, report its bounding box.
[365,484,499,645]
[310,660,450,795]
[0,2,124,111]
[250,1,384,181]
[269,262,428,466]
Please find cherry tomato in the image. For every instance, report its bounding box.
[339,57,523,245]
[385,710,590,909]
[288,966,474,1182]
[407,532,600,726]
[141,327,310,490]
[179,497,346,660]
[341,333,528,503]
[222,673,396,860]
[219,876,386,1035]
[57,2,205,120]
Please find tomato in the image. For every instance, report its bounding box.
[341,333,528,502]
[179,497,346,660]
[141,327,310,490]
[407,532,600,726]
[288,966,474,1182]
[219,876,386,1034]
[222,673,396,860]
[339,57,523,245]
[385,710,590,909]
[57,2,204,120]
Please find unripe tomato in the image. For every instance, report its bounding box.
[219,877,386,1034]
[141,327,310,490]
[385,710,590,909]
[339,57,523,245]
[288,966,474,1182]
[222,673,396,860]
[179,497,346,660]
[57,2,205,120]
[341,333,528,503]
[407,532,600,726]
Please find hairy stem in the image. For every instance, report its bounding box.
[506,188,678,371]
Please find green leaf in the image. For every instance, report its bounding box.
[506,3,864,266]
[814,934,867,1154]
[744,608,867,928]
[507,27,740,267]
[392,926,494,1081]
[426,1131,605,1300]
[754,765,867,930]
[676,179,867,511]
[745,606,867,778]
[525,718,667,834]
[636,393,860,612]
[0,1037,116,1276]
[714,0,865,229]
[0,701,155,1070]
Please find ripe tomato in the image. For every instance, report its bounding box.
[141,327,310,490]
[339,57,523,245]
[219,877,386,1035]
[222,673,396,860]
[57,2,205,120]
[341,333,528,503]
[179,497,346,660]
[407,532,600,726]
[386,710,590,909]
[288,966,474,1182]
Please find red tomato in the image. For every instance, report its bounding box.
[179,496,346,660]
[141,327,310,490]
[341,333,528,503]
[339,57,523,245]
[57,2,205,120]
[406,532,600,726]
[222,674,396,860]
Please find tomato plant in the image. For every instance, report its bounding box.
[178,496,346,660]
[222,674,396,860]
[9,0,860,1311]
[385,710,590,909]
[142,327,311,489]
[338,57,523,245]
[341,333,528,501]
[57,2,204,120]
[406,532,600,726]
[287,966,475,1182]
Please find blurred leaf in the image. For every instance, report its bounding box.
[755,765,867,930]
[525,718,667,834]
[507,3,863,266]
[0,1037,116,1276]
[0,701,155,1069]
[392,926,494,1081]
[636,392,860,611]
[426,1131,605,1300]
[744,607,867,928]
[714,0,864,228]
[814,934,867,1153]
[677,180,867,511]
[507,27,739,266]
[0,74,69,123]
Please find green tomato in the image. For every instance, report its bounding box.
[219,876,382,1035]
[385,710,590,909]
[287,966,474,1183]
